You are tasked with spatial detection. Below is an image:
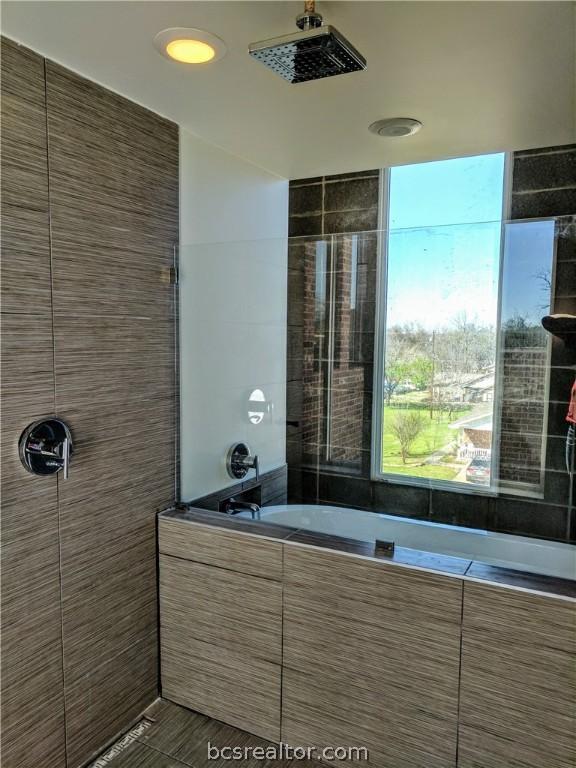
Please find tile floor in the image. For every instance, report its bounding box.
[97,699,322,768]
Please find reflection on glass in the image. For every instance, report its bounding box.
[497,220,555,489]
[247,388,269,425]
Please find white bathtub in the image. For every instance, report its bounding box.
[252,504,576,580]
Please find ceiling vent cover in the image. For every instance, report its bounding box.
[369,118,423,137]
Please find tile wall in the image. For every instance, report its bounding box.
[287,147,576,541]
[1,38,178,768]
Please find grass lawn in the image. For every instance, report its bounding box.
[382,405,467,480]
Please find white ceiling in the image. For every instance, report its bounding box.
[3,1,575,179]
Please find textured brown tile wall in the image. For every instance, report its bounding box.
[0,39,67,768]
[1,37,178,768]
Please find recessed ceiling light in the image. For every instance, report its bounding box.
[154,28,227,65]
[369,118,423,138]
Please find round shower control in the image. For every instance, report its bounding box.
[19,418,73,478]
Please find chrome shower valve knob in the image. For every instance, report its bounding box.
[226,442,259,482]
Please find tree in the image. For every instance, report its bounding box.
[408,356,433,391]
[383,332,412,404]
[390,411,426,464]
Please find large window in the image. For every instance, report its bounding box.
[373,153,555,493]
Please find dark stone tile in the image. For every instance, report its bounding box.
[555,259,576,298]
[286,529,376,556]
[285,529,470,575]
[289,183,323,216]
[289,214,322,237]
[466,562,576,598]
[547,362,575,399]
[429,490,489,530]
[318,471,373,509]
[555,217,576,261]
[545,435,573,472]
[543,468,574,506]
[552,296,576,316]
[287,267,304,325]
[286,381,303,422]
[287,467,319,503]
[260,466,288,503]
[513,149,576,193]
[324,208,378,235]
[286,437,303,468]
[547,399,573,436]
[373,482,430,519]
[324,177,379,213]
[514,143,576,158]
[326,169,379,181]
[489,496,569,541]
[290,176,323,187]
[286,326,303,360]
[162,507,298,540]
[511,188,576,219]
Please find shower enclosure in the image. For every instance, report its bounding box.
[178,213,575,551]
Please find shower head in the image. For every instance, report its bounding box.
[248,1,366,84]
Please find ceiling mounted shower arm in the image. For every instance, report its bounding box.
[296,0,323,31]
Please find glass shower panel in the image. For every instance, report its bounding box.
[179,237,288,503]
[495,218,556,494]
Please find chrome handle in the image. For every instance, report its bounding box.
[62,437,70,480]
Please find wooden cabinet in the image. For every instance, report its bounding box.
[159,516,576,766]
[458,582,576,768]
[158,517,283,580]
[281,546,463,768]
[158,520,283,741]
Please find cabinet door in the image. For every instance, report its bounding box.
[159,547,282,742]
[459,582,576,768]
[282,545,463,768]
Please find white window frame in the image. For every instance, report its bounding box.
[370,154,533,496]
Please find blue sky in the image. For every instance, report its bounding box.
[386,153,505,331]
[385,152,554,331]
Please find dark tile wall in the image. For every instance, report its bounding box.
[190,465,288,511]
[287,148,576,542]
[288,171,379,505]
[1,38,178,768]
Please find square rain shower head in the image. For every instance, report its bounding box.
[249,26,367,84]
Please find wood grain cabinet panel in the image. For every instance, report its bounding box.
[282,546,462,768]
[284,545,463,623]
[161,630,281,742]
[459,582,576,768]
[159,519,283,580]
[159,554,282,664]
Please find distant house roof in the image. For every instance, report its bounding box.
[449,410,493,432]
[462,371,495,393]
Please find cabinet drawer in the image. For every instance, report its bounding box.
[158,518,282,580]
[160,554,282,664]
[161,629,281,742]
[463,581,576,652]
[284,545,463,625]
